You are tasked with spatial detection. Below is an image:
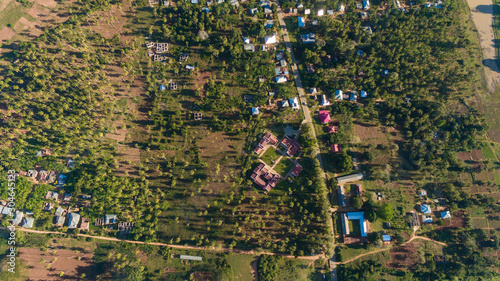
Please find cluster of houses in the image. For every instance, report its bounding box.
[334,89,369,102]
[146,42,169,62]
[250,132,304,191]
[0,207,34,228]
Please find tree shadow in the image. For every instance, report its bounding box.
[483,59,500,73]
[475,4,494,14]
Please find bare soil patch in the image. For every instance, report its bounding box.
[0,26,16,43]
[36,0,57,8]
[354,123,387,143]
[28,3,49,18]
[106,128,127,142]
[386,241,417,270]
[457,151,471,161]
[471,149,484,161]
[19,247,95,280]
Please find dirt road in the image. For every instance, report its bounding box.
[467,0,500,91]
[12,227,322,260]
[335,236,447,265]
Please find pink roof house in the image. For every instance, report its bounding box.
[319,110,331,124]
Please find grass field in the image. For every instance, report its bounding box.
[274,157,294,176]
[261,147,282,165]
[226,254,257,281]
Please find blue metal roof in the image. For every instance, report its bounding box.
[298,17,305,27]
[360,90,368,98]
[420,204,431,214]
[347,212,367,237]
[160,84,166,91]
[441,211,451,219]
[382,235,391,242]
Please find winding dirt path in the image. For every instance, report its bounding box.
[335,236,447,265]
[11,227,322,260]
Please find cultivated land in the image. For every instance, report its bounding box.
[2,0,500,279]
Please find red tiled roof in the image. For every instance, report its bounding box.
[254,145,263,155]
[291,164,303,177]
[281,136,293,148]
[288,144,300,157]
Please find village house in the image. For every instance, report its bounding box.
[335,89,343,100]
[289,97,300,110]
[1,206,12,216]
[265,20,274,29]
[320,95,330,106]
[250,163,280,192]
[68,212,80,229]
[244,43,255,52]
[264,34,277,44]
[251,107,260,115]
[105,214,118,225]
[304,8,311,14]
[337,173,364,184]
[319,110,331,123]
[80,217,90,230]
[301,33,316,44]
[55,216,65,226]
[13,211,23,225]
[298,16,305,27]
[275,76,287,83]
[338,186,346,207]
[338,3,345,12]
[290,164,303,177]
[341,212,368,237]
[55,206,65,217]
[45,191,59,200]
[280,136,301,157]
[22,217,34,228]
[43,202,54,211]
[331,144,341,152]
[317,9,324,16]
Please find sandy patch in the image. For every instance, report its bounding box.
[0,26,16,42]
[36,0,57,8]
[106,128,127,142]
[467,0,500,91]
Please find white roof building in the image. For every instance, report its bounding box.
[264,34,277,44]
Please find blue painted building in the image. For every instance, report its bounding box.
[298,17,305,27]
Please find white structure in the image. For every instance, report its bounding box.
[264,34,277,44]
[317,9,324,16]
